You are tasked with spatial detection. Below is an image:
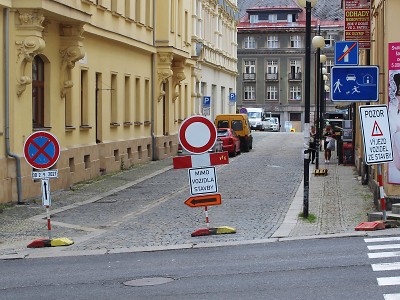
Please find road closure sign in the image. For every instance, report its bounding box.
[359,105,393,165]
[188,166,217,195]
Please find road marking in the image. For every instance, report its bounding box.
[365,237,400,243]
[368,244,400,251]
[378,277,400,286]
[384,294,400,300]
[369,251,400,259]
[372,262,400,271]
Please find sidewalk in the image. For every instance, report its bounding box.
[274,151,376,239]
[0,148,390,259]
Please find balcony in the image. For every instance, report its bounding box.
[243,73,256,81]
[288,72,302,81]
[265,72,279,81]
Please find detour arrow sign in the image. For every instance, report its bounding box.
[184,193,222,208]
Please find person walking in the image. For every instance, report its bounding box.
[309,125,317,164]
[323,125,334,163]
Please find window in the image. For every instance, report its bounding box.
[267,36,279,48]
[111,73,118,123]
[244,60,256,73]
[80,69,89,126]
[266,60,278,75]
[290,35,301,48]
[244,85,256,100]
[289,85,302,100]
[244,36,256,49]
[290,112,301,121]
[289,59,302,79]
[124,75,131,123]
[32,56,45,128]
[325,59,334,74]
[250,15,258,23]
[266,85,278,100]
[268,14,277,22]
[325,34,335,48]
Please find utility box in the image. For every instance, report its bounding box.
[343,142,354,165]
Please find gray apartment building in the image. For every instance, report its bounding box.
[237,0,344,132]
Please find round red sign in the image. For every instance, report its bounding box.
[23,131,60,169]
[178,116,217,154]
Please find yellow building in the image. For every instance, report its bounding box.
[354,0,400,205]
[0,0,238,204]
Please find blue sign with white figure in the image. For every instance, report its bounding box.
[203,96,211,107]
[335,41,359,66]
[330,66,379,102]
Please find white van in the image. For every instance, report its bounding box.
[246,108,270,131]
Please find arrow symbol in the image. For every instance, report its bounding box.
[185,194,222,207]
[338,43,357,63]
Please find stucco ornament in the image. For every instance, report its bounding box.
[157,53,174,102]
[16,36,45,97]
[15,10,45,97]
[60,24,86,98]
[172,60,186,102]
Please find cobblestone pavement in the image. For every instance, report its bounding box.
[0,132,381,259]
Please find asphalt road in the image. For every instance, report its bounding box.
[0,236,388,300]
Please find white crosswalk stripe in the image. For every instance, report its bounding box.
[365,236,400,299]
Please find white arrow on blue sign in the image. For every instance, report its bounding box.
[330,66,379,102]
[335,41,359,66]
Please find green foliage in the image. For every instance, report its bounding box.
[299,212,317,223]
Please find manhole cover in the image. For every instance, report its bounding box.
[123,277,174,287]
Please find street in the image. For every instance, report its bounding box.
[0,236,396,300]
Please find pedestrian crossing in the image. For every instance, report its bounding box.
[365,236,400,300]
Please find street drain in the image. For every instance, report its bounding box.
[123,277,174,287]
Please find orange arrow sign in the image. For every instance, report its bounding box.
[184,194,222,207]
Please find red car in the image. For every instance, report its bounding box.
[217,128,241,157]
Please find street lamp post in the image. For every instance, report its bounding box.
[312,34,325,169]
[298,0,318,218]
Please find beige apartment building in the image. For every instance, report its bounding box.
[0,0,238,204]
[353,0,400,206]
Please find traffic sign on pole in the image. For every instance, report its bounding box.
[178,116,217,154]
[24,131,60,169]
[331,66,379,102]
[188,166,218,196]
[184,193,222,207]
[359,105,393,165]
[335,41,359,65]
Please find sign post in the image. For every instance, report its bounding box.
[173,115,236,237]
[24,131,73,248]
[359,105,393,221]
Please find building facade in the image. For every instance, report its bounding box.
[237,0,344,132]
[0,0,238,204]
[353,0,400,205]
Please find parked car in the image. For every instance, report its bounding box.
[217,128,241,157]
[214,114,253,152]
[177,139,223,156]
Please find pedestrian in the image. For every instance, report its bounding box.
[323,125,334,163]
[309,125,317,164]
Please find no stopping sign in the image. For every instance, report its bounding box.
[179,116,217,154]
[23,131,60,169]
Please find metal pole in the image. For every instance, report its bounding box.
[377,164,387,221]
[315,49,321,169]
[303,1,312,218]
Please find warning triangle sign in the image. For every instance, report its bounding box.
[371,121,383,136]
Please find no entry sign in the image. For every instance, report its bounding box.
[179,116,217,154]
[24,131,60,169]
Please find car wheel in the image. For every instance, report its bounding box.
[230,149,236,157]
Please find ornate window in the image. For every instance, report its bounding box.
[32,56,45,128]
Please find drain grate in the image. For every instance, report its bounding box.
[123,277,174,287]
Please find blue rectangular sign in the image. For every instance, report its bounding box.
[203,96,211,107]
[330,66,379,102]
[334,41,359,66]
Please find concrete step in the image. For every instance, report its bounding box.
[393,203,400,214]
[368,211,400,222]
